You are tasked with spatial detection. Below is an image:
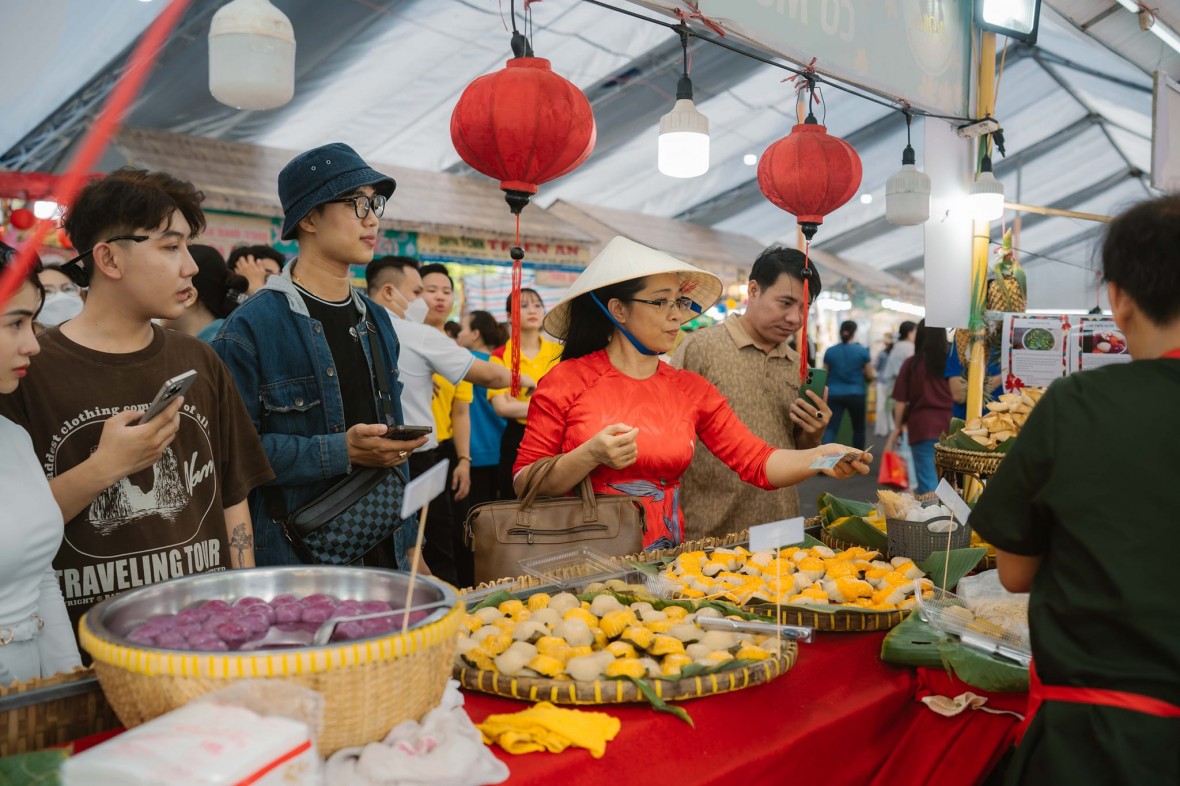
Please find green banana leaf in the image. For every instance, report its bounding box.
[940,417,1018,454]
[880,611,945,668]
[468,589,517,612]
[937,636,1029,693]
[622,676,693,726]
[918,547,987,591]
[0,748,67,785]
[827,516,888,551]
[817,492,876,524]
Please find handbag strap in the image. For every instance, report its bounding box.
[516,455,599,523]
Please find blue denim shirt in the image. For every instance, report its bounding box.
[211,264,417,567]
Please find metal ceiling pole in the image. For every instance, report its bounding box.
[967,31,998,423]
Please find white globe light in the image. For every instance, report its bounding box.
[743,153,758,166]
[209,0,296,111]
[658,98,710,178]
[886,161,932,226]
[969,169,1005,222]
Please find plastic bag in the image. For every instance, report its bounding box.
[877,450,909,489]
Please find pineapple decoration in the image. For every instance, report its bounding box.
[956,228,1028,364]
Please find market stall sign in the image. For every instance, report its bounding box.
[418,233,590,267]
[687,0,971,117]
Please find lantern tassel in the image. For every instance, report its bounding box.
[799,240,812,382]
[510,215,524,398]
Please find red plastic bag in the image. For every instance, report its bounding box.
[878,450,909,489]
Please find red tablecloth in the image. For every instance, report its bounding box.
[464,633,1022,786]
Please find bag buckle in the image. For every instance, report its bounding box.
[526,529,534,545]
[0,628,11,646]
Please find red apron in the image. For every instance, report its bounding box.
[1164,349,1180,359]
[1016,661,1180,743]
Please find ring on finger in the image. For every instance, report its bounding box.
[815,409,822,419]
[398,450,408,459]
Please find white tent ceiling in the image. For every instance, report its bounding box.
[1,0,1175,311]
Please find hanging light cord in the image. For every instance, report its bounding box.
[579,0,984,126]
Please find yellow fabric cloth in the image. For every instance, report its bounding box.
[477,701,621,759]
[487,338,563,424]
[431,373,473,441]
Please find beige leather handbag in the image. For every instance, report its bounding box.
[464,456,645,585]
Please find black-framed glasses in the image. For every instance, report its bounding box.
[60,235,149,287]
[324,194,386,220]
[627,296,697,314]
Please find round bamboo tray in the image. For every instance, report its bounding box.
[746,602,909,632]
[935,444,1005,477]
[455,644,796,704]
[79,601,465,755]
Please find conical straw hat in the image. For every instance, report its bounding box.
[542,236,723,340]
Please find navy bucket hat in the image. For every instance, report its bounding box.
[278,143,396,240]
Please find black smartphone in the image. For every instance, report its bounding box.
[139,370,197,424]
[799,367,828,405]
[385,424,433,441]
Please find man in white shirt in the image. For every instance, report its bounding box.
[365,256,530,584]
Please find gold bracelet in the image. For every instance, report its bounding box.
[457,455,472,462]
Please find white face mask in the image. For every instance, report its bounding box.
[38,291,84,327]
[404,297,429,324]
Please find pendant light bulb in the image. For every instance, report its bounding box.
[885,113,931,226]
[658,28,709,178]
[969,154,1005,222]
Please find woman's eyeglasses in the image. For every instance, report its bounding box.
[324,194,386,220]
[627,296,697,314]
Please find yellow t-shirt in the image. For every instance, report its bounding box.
[431,373,474,442]
[487,338,563,425]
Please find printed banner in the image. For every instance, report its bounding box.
[1075,316,1132,371]
[1001,314,1071,388]
[417,233,590,267]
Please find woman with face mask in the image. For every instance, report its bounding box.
[36,264,85,330]
[0,241,83,683]
[514,237,872,550]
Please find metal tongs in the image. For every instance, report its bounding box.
[697,615,815,643]
[959,631,1032,667]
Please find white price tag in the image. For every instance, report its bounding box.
[935,479,973,525]
[749,517,806,552]
[400,459,450,519]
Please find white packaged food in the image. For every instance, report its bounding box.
[61,701,321,786]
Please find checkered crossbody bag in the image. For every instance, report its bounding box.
[266,321,409,565]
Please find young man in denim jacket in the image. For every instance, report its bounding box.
[213,143,428,569]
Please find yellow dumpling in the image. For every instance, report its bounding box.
[491,617,517,633]
[662,605,689,621]
[620,625,655,651]
[660,653,693,677]
[567,645,595,659]
[735,644,771,661]
[647,635,686,656]
[606,640,638,659]
[527,593,551,611]
[497,599,525,617]
[705,650,734,665]
[562,607,598,628]
[604,658,647,679]
[528,654,565,678]
[599,609,638,639]
[535,636,570,657]
[644,619,675,634]
[479,632,513,657]
[463,614,484,633]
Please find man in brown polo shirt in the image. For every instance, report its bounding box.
[670,246,831,539]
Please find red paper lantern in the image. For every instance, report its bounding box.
[757,117,862,240]
[450,40,595,215]
[9,208,35,231]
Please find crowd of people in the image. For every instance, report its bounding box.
[2,143,1177,785]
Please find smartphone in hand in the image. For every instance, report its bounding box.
[799,367,828,405]
[139,370,197,424]
[385,424,433,441]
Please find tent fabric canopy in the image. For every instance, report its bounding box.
[0,0,1170,311]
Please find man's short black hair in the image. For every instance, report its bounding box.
[749,245,822,303]
[419,263,452,286]
[226,244,285,271]
[1102,194,1180,326]
[365,255,420,295]
[62,168,205,267]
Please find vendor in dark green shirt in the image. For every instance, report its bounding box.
[971,194,1180,785]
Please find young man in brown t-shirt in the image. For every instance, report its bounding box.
[0,169,274,634]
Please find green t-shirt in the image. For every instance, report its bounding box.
[971,359,1180,782]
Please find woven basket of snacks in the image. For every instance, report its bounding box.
[934,444,1005,477]
[78,567,464,755]
[659,544,933,633]
[0,668,122,757]
[456,590,797,704]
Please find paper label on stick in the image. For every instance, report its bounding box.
[400,459,450,519]
[749,517,806,552]
[935,479,972,525]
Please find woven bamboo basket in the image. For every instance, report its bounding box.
[935,444,1005,477]
[0,668,121,757]
[455,645,796,705]
[79,602,465,755]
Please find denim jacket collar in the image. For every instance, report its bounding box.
[267,259,371,321]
